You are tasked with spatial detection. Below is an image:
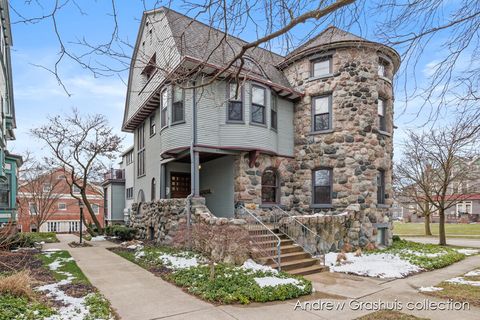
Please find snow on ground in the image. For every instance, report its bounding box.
[418,286,444,292]
[445,277,480,286]
[36,254,92,320]
[254,276,304,290]
[158,253,199,270]
[90,235,106,241]
[455,248,479,256]
[402,250,447,258]
[325,252,423,278]
[465,269,480,277]
[241,259,278,274]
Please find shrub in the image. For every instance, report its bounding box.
[111,225,136,241]
[104,226,114,237]
[0,270,35,299]
[392,235,401,242]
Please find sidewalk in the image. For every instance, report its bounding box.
[44,234,480,320]
[402,236,480,248]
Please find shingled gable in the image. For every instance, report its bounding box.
[122,7,300,132]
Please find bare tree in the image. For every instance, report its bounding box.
[396,116,480,245]
[17,160,65,233]
[31,109,122,233]
[376,0,480,122]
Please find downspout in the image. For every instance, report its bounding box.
[187,80,197,231]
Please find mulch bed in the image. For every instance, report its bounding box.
[0,251,55,284]
[58,282,96,298]
[68,241,92,248]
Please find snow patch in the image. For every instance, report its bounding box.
[325,252,422,278]
[90,235,107,241]
[48,257,74,271]
[241,259,278,274]
[158,253,199,270]
[465,269,480,277]
[43,248,62,252]
[418,286,444,292]
[455,248,479,256]
[445,277,480,286]
[254,276,304,290]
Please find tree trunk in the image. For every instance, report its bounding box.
[81,191,103,233]
[424,214,432,236]
[438,209,447,246]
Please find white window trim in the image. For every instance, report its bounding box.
[58,202,67,211]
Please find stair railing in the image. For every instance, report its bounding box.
[272,205,325,265]
[237,204,281,271]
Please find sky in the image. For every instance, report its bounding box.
[7,0,464,165]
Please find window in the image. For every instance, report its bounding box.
[378,98,386,131]
[58,203,67,211]
[271,93,278,130]
[57,174,66,180]
[312,95,331,131]
[126,187,134,199]
[73,185,81,194]
[262,169,279,204]
[251,85,266,124]
[125,151,133,165]
[227,83,243,121]
[172,86,184,123]
[456,201,472,215]
[311,57,331,78]
[29,202,37,215]
[137,123,145,177]
[0,175,10,208]
[149,114,156,136]
[92,204,100,214]
[47,222,58,232]
[378,58,388,77]
[151,178,156,201]
[43,183,52,192]
[161,89,168,128]
[312,169,332,205]
[377,169,386,204]
[69,221,79,233]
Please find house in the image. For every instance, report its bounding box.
[122,7,400,271]
[17,168,104,233]
[0,0,21,226]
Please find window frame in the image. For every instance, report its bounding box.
[310,56,332,78]
[250,84,267,125]
[126,187,134,200]
[160,88,168,129]
[456,201,473,215]
[92,204,100,214]
[377,169,386,205]
[378,57,389,78]
[149,114,156,137]
[58,203,67,211]
[311,94,332,133]
[261,168,280,205]
[0,174,10,209]
[270,92,278,130]
[171,86,185,124]
[378,97,387,132]
[137,122,146,177]
[311,168,333,207]
[151,178,156,201]
[226,82,244,123]
[29,202,38,215]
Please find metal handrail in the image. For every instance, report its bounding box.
[237,205,281,271]
[272,205,325,265]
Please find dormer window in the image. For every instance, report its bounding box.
[227,83,243,122]
[141,53,156,81]
[311,57,332,78]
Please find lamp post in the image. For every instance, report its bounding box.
[78,200,84,244]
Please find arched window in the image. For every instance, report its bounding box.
[151,178,156,201]
[262,168,279,204]
[137,189,145,203]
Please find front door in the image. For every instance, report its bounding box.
[170,172,191,198]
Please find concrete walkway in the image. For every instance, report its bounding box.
[403,236,480,248]
[44,235,480,320]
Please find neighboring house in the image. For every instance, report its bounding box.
[102,168,126,225]
[17,168,104,233]
[122,7,399,253]
[0,0,22,226]
[122,146,135,222]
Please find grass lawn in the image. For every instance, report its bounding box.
[20,232,59,244]
[393,222,480,238]
[356,310,429,320]
[420,268,480,307]
[37,250,90,284]
[111,246,312,304]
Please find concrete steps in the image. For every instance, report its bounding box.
[249,227,328,276]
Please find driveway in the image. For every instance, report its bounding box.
[44,235,480,320]
[403,236,480,248]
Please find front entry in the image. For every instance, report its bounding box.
[170,172,191,198]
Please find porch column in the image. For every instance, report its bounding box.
[191,151,200,197]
